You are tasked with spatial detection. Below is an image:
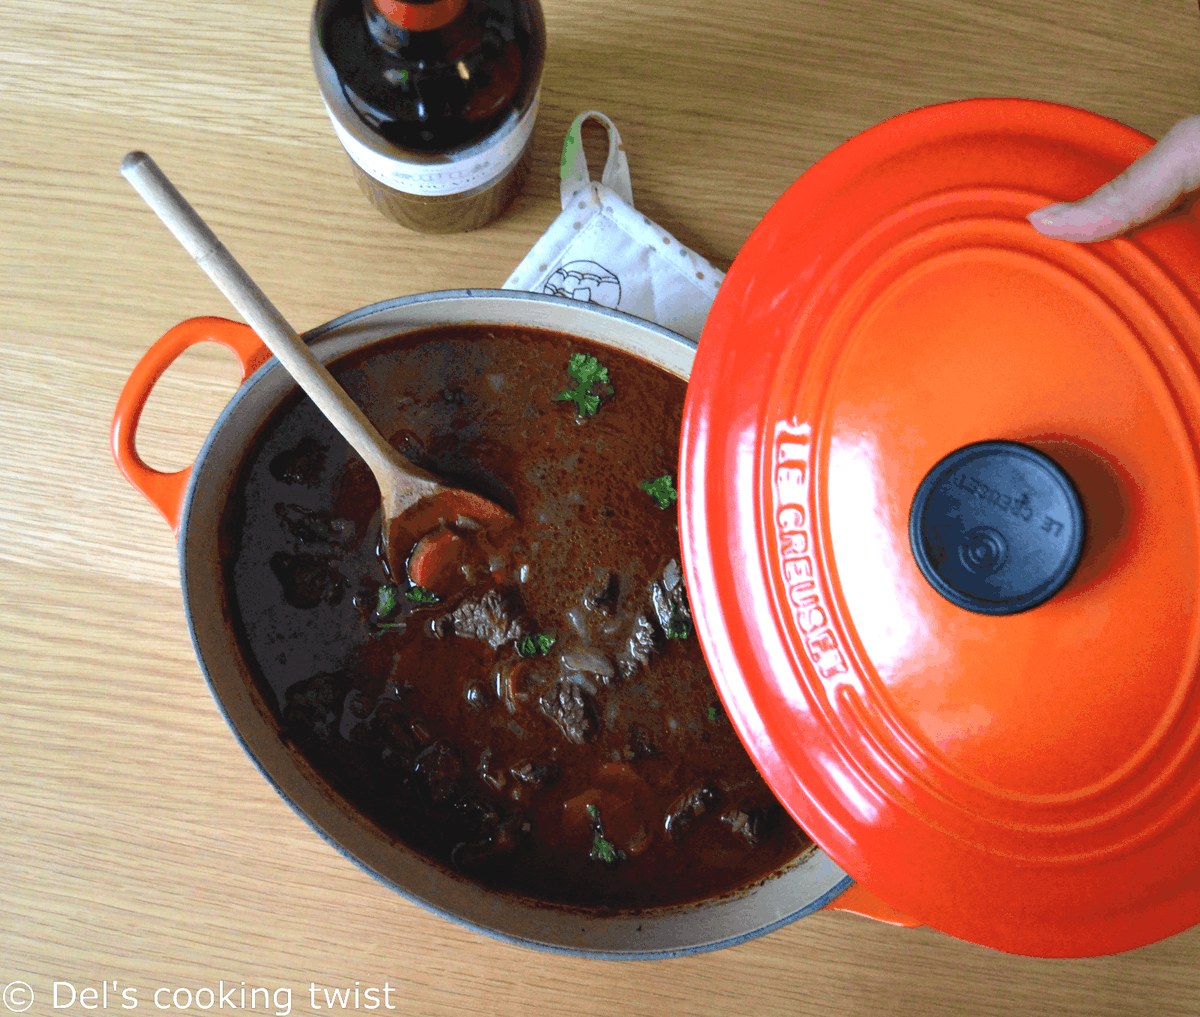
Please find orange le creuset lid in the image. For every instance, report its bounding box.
[679,98,1200,957]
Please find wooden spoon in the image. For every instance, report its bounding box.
[120,151,511,587]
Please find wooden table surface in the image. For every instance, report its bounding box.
[4,1,1200,1014]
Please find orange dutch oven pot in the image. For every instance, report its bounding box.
[112,290,910,957]
[680,97,1200,956]
[114,98,1200,957]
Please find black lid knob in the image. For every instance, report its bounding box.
[909,441,1085,615]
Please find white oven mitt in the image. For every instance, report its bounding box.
[503,111,724,341]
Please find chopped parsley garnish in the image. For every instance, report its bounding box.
[591,831,623,865]
[373,583,400,620]
[405,585,439,605]
[517,632,557,657]
[586,803,626,866]
[707,706,718,723]
[666,612,690,640]
[370,584,408,636]
[640,475,678,510]
[554,353,613,417]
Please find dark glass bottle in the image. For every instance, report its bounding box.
[311,0,546,233]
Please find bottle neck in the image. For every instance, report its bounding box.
[371,0,467,32]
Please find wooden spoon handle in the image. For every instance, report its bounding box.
[119,151,428,492]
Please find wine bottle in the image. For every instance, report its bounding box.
[311,0,546,233]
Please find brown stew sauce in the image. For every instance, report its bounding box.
[225,325,810,910]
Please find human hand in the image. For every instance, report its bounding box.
[1027,115,1200,241]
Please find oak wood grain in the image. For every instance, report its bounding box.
[4,1,1200,1015]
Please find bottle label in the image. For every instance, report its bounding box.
[373,0,466,32]
[325,90,539,197]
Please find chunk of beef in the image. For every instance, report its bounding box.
[450,796,526,868]
[623,612,657,670]
[539,679,595,744]
[269,552,347,609]
[510,759,559,789]
[662,558,684,595]
[441,588,526,648]
[651,577,691,632]
[274,503,349,548]
[282,672,349,745]
[722,804,782,848]
[362,696,418,770]
[664,783,720,840]
[415,740,463,803]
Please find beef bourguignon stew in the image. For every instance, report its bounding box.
[224,325,810,910]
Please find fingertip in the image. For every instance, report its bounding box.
[1026,202,1127,242]
[1026,209,1068,238]
[1026,203,1074,238]
[1028,202,1069,221]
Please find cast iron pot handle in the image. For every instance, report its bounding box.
[111,316,270,534]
